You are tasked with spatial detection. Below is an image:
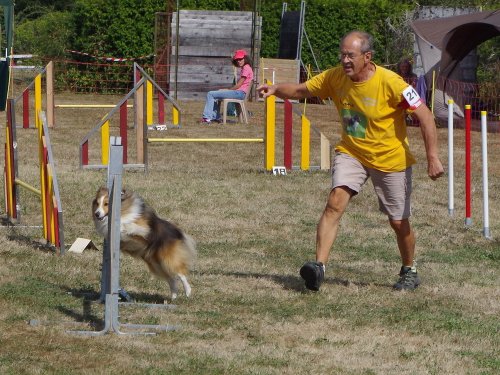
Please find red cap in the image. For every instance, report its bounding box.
[232,50,247,60]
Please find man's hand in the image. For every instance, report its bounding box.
[256,83,275,99]
[428,157,444,180]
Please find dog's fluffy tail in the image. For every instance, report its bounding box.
[182,233,197,270]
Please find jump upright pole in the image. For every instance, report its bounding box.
[265,94,276,171]
[300,114,311,171]
[284,100,293,170]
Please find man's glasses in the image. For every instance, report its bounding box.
[338,52,367,61]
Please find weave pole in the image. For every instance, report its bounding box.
[464,105,472,226]
[480,111,491,239]
[448,99,454,216]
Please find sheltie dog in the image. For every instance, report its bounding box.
[92,187,196,302]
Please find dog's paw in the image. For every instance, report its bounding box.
[185,286,191,297]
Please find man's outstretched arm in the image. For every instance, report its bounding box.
[257,82,312,100]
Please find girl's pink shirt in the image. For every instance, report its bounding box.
[238,64,253,94]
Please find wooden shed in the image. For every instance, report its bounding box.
[169,10,261,100]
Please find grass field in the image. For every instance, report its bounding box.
[0,93,499,375]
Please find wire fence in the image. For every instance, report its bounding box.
[11,59,499,131]
[436,74,499,121]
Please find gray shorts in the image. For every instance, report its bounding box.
[331,152,412,220]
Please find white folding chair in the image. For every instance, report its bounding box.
[221,91,249,125]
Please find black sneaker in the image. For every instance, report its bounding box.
[393,266,421,291]
[300,261,324,291]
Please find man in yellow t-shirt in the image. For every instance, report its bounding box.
[257,30,444,291]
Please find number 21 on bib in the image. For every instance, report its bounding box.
[402,86,422,110]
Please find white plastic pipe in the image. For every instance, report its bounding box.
[448,99,454,216]
[481,111,491,239]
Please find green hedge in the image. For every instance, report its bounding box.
[10,0,498,89]
[13,0,416,68]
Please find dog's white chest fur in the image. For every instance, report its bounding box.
[120,200,150,239]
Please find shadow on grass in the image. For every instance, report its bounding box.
[49,271,395,327]
[38,284,173,331]
[1,217,57,253]
[197,270,393,292]
[57,284,170,319]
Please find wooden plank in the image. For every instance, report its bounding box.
[171,64,234,75]
[259,58,300,85]
[177,12,254,19]
[174,39,251,51]
[175,56,233,65]
[173,20,253,27]
[176,11,254,20]
[174,30,252,42]
[170,74,234,85]
[179,10,251,15]
[171,46,251,57]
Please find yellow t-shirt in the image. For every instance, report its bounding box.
[305,64,417,172]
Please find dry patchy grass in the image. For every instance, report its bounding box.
[0,92,498,374]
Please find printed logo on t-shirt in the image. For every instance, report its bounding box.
[342,109,367,138]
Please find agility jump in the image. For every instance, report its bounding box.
[264,93,331,172]
[148,94,330,173]
[4,99,64,253]
[69,137,178,336]
[79,64,182,170]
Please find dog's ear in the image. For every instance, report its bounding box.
[120,189,132,201]
[97,186,108,195]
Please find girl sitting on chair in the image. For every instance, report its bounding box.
[200,49,253,124]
